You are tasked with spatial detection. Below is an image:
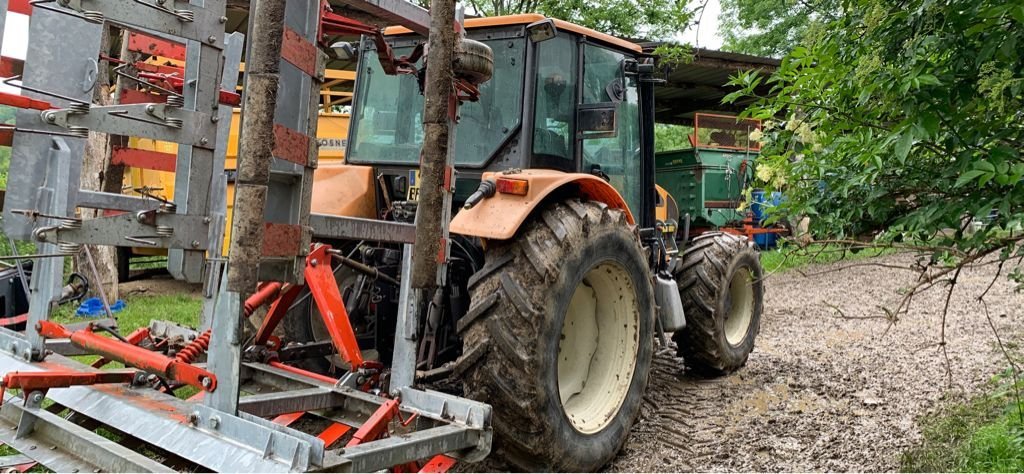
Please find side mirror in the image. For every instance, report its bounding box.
[578,103,618,138]
[526,19,558,43]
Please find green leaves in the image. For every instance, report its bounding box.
[895,129,915,164]
[728,0,1024,252]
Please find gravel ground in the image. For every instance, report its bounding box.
[609,253,1024,472]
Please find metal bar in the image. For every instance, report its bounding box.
[110,147,177,172]
[75,0,225,45]
[305,246,364,369]
[390,244,418,393]
[323,424,478,473]
[75,190,161,212]
[339,0,431,36]
[0,454,34,468]
[238,387,343,417]
[36,212,209,250]
[0,392,175,472]
[309,213,416,243]
[167,19,229,283]
[43,104,216,148]
[23,137,72,360]
[0,352,316,472]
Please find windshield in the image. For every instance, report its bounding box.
[347,37,526,166]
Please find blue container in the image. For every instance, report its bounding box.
[751,190,782,223]
[754,232,778,249]
[75,297,126,317]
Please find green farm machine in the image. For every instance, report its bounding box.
[656,113,784,247]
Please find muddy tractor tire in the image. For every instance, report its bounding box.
[673,232,763,376]
[455,200,654,471]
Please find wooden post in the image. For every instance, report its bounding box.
[225,0,286,297]
[411,0,456,290]
[76,25,118,301]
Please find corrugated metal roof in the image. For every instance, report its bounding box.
[639,44,779,124]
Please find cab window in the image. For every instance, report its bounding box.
[530,35,577,170]
[580,45,642,217]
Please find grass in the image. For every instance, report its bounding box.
[902,370,1024,472]
[52,293,202,333]
[759,241,896,273]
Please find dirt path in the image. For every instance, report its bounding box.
[610,253,1024,472]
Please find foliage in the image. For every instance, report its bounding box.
[726,0,1024,283]
[719,0,840,57]
[654,123,693,152]
[424,0,694,40]
[903,369,1024,472]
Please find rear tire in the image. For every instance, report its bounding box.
[673,232,763,376]
[455,200,654,471]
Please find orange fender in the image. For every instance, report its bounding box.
[450,169,634,240]
[311,162,377,219]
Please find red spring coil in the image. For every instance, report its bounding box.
[176,329,211,364]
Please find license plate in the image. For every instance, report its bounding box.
[407,170,420,202]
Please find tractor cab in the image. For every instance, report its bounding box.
[344,15,656,226]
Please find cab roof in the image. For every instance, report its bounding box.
[383,13,643,54]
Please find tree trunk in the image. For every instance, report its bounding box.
[74,25,118,301]
[410,0,456,289]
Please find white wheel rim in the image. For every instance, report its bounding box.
[724,267,754,346]
[557,261,640,434]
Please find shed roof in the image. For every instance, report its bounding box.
[640,44,780,125]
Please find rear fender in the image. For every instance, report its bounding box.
[450,169,634,240]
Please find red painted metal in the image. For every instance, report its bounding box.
[272,411,304,427]
[245,282,284,317]
[272,123,312,167]
[0,56,23,78]
[92,327,151,368]
[305,245,365,369]
[111,147,177,172]
[317,422,352,446]
[119,88,167,105]
[0,370,135,403]
[255,283,302,346]
[133,61,182,76]
[0,91,52,111]
[281,27,319,78]
[319,2,418,77]
[261,222,304,257]
[268,361,339,385]
[0,313,27,328]
[7,0,31,15]
[135,70,241,106]
[0,129,12,147]
[345,398,400,447]
[36,321,218,392]
[127,32,186,61]
[419,455,457,473]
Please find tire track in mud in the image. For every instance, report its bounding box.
[610,253,1024,472]
[460,254,1023,472]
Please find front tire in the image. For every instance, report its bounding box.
[673,232,763,376]
[455,200,654,471]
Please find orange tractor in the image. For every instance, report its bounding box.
[284,14,766,470]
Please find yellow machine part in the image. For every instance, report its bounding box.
[124,110,360,255]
